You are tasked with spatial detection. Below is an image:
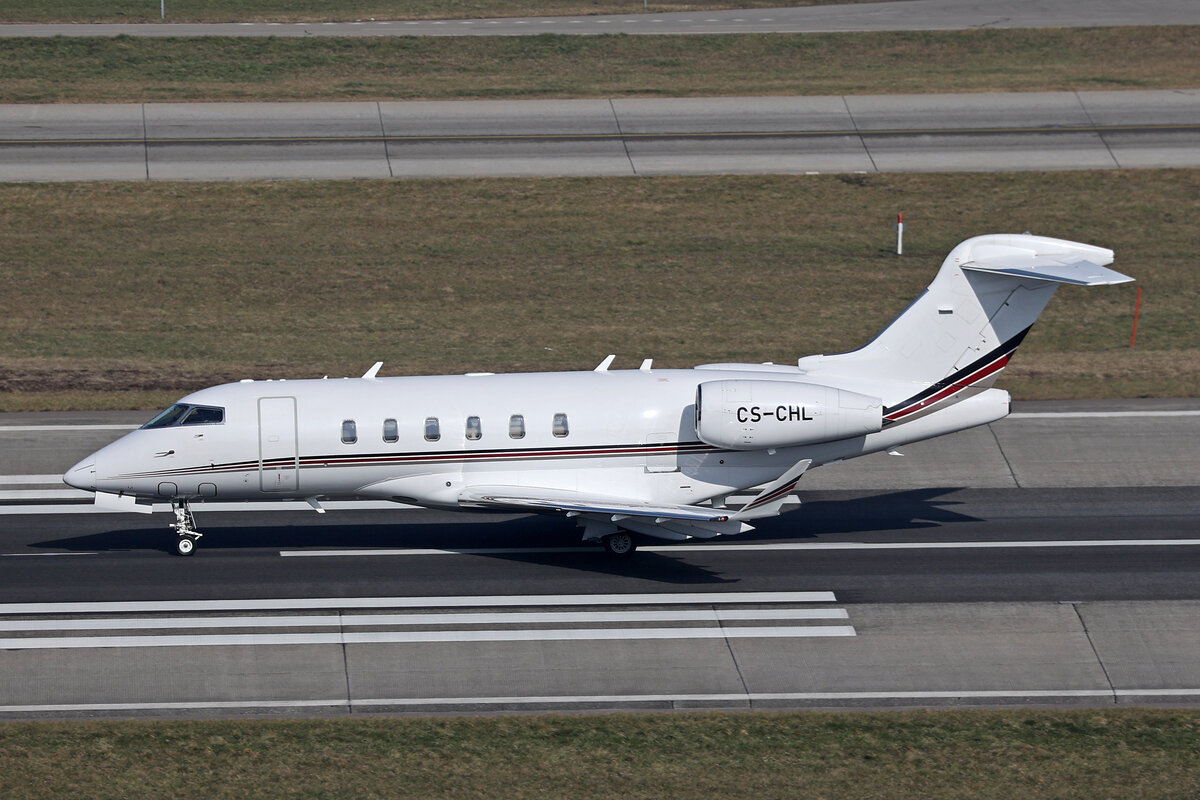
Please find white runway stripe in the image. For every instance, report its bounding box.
[1,408,1191,437]
[7,688,1200,715]
[0,625,856,649]
[1007,410,1200,418]
[0,591,837,616]
[0,474,68,484]
[280,539,1200,558]
[0,607,848,632]
[0,424,138,432]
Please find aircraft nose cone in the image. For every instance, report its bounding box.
[63,459,97,491]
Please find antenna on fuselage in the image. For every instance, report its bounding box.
[594,354,616,372]
[361,362,383,380]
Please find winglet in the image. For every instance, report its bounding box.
[732,459,812,520]
[362,362,383,380]
[594,354,616,372]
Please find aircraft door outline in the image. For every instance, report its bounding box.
[259,396,299,492]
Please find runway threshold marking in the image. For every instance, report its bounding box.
[0,608,849,632]
[280,538,1200,558]
[0,626,857,650]
[0,590,837,616]
[0,594,853,649]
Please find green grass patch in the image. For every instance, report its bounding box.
[1,27,1197,103]
[0,171,1194,411]
[1,710,1198,799]
[0,0,859,25]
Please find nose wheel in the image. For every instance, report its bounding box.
[169,500,202,557]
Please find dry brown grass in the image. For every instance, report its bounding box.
[0,171,1194,411]
[1,27,1198,103]
[0,710,1198,800]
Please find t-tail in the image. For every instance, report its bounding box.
[799,234,1133,423]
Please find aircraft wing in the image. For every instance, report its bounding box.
[458,486,731,522]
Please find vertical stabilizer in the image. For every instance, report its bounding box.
[800,234,1132,421]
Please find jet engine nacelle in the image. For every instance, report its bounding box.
[695,380,883,450]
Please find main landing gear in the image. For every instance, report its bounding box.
[169,500,202,556]
[601,532,637,558]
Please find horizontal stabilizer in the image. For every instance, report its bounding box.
[459,486,730,523]
[963,257,1133,286]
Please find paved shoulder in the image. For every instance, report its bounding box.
[1,0,1198,38]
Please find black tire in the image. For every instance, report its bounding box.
[175,536,196,557]
[601,532,637,557]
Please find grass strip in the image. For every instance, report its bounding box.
[0,171,1195,411]
[1,709,1198,799]
[0,0,851,25]
[1,27,1198,103]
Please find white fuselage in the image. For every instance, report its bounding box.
[69,366,1010,510]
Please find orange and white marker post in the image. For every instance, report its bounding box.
[896,212,904,255]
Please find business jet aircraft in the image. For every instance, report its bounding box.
[64,234,1131,556]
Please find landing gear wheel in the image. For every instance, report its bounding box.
[601,532,637,557]
[169,499,202,556]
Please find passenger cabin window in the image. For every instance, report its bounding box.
[141,403,224,429]
[382,418,398,443]
[424,417,440,442]
[341,420,357,444]
[552,412,569,438]
[465,416,482,441]
[509,414,525,439]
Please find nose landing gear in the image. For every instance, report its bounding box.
[169,500,202,556]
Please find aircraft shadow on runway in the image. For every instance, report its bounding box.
[31,487,980,560]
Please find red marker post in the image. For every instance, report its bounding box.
[896,212,904,255]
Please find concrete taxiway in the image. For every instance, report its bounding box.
[0,400,1197,717]
[2,0,1197,38]
[2,90,1198,181]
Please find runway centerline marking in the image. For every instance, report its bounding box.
[279,539,1200,558]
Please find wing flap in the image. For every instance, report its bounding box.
[459,486,730,523]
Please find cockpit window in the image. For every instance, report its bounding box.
[181,406,224,425]
[141,403,224,429]
[142,404,190,429]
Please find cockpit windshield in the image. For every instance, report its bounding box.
[141,403,225,429]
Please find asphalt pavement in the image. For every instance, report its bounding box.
[1,400,1197,717]
[2,0,1197,38]
[3,90,1198,181]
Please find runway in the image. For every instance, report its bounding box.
[3,0,1197,38]
[1,400,1197,717]
[2,90,1198,181]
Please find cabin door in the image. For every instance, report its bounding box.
[259,396,299,492]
